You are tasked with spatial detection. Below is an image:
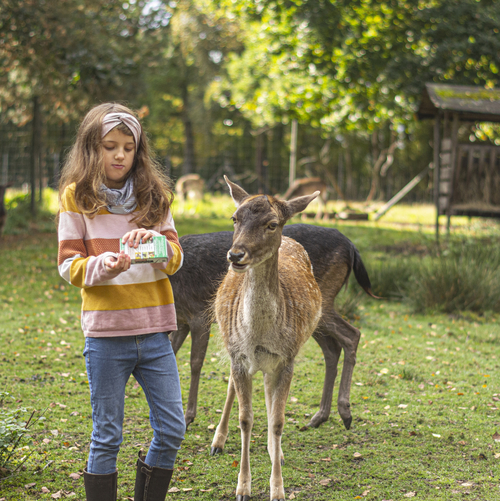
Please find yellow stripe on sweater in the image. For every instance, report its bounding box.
[165,242,183,275]
[82,279,174,311]
[70,257,88,288]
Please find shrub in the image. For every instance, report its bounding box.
[365,257,415,300]
[406,241,500,314]
[0,392,36,475]
[3,189,56,235]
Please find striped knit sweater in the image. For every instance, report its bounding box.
[57,184,183,338]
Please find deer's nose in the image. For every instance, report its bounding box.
[228,250,245,263]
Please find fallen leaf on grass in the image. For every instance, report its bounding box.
[290,396,298,403]
[69,473,80,480]
[461,482,473,487]
[320,457,331,462]
[319,479,331,486]
[182,488,193,492]
[494,453,500,459]
[41,487,50,494]
[51,491,62,499]
[353,452,362,458]
[493,431,500,442]
[289,494,296,500]
[207,424,215,431]
[432,434,441,438]
[404,492,416,498]
[24,483,36,489]
[168,487,180,493]
[231,460,239,468]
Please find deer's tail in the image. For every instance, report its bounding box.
[352,247,380,299]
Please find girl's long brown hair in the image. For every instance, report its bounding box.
[58,103,174,229]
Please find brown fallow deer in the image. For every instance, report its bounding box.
[170,225,375,431]
[282,177,328,220]
[175,173,205,204]
[210,176,323,501]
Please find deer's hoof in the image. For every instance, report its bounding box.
[280,457,285,466]
[342,416,352,430]
[236,495,250,501]
[210,447,223,456]
[307,412,327,428]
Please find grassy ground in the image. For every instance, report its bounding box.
[1,195,500,500]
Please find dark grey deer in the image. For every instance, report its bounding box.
[170,223,375,431]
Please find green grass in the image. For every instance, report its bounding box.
[1,193,500,500]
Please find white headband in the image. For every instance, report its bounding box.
[102,112,142,151]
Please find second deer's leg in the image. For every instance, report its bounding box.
[184,318,211,427]
[211,373,237,455]
[307,330,342,428]
[331,311,361,430]
[170,322,190,355]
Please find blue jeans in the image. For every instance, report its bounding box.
[83,333,185,474]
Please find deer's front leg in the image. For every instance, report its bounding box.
[185,317,211,427]
[232,368,254,501]
[266,365,294,501]
[211,373,237,454]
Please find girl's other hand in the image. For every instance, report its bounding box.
[122,229,154,248]
[105,252,131,273]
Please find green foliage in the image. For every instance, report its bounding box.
[0,392,33,473]
[214,0,500,129]
[3,191,56,235]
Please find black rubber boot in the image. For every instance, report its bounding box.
[83,468,117,501]
[134,452,174,501]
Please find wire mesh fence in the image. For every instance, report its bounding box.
[0,119,434,204]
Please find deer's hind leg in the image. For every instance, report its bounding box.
[310,308,361,430]
[331,311,360,430]
[308,330,342,428]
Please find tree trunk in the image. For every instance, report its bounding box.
[30,95,42,216]
[181,82,196,175]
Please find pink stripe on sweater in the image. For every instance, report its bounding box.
[81,304,178,337]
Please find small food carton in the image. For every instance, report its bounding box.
[119,235,169,264]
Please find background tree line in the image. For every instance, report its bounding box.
[1,0,499,206]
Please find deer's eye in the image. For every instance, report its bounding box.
[231,216,237,225]
[267,222,278,230]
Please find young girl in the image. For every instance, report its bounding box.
[57,103,186,501]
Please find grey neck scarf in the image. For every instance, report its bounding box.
[101,177,137,214]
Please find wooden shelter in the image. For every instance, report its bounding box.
[417,83,500,237]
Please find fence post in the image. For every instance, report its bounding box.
[53,152,60,187]
[2,153,7,185]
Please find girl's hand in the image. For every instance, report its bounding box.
[104,252,131,274]
[122,229,155,248]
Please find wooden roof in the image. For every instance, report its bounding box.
[417,83,500,122]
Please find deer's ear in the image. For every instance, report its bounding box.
[284,191,320,218]
[224,175,249,207]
